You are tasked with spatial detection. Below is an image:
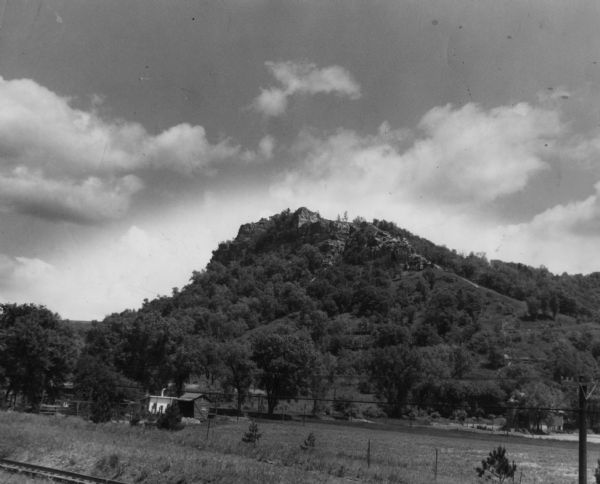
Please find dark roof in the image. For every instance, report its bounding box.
[177,393,209,402]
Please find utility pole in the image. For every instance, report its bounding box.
[578,377,587,484]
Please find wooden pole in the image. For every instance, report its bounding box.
[367,439,371,468]
[579,380,587,484]
[434,448,438,481]
[303,402,306,426]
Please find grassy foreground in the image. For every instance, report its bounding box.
[0,411,596,483]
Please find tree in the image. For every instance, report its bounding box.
[156,402,183,431]
[516,381,565,432]
[220,341,255,414]
[526,297,540,320]
[423,288,458,336]
[252,331,316,416]
[476,446,517,483]
[369,344,423,417]
[74,355,138,423]
[308,352,336,415]
[0,304,76,408]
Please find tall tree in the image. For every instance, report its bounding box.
[369,344,423,417]
[0,304,76,407]
[252,331,316,416]
[74,355,138,423]
[220,341,255,414]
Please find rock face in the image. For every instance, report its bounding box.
[213,207,431,270]
[292,207,321,228]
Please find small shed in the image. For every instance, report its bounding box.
[177,393,211,419]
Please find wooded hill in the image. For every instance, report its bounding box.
[5,207,600,424]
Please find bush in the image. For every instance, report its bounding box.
[476,446,517,483]
[156,404,184,431]
[95,453,123,479]
[362,405,386,419]
[129,412,141,426]
[300,432,316,450]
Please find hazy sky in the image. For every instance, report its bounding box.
[2,0,600,320]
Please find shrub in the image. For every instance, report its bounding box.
[300,432,316,450]
[95,453,123,479]
[129,412,141,426]
[156,404,184,431]
[362,405,386,419]
[242,420,262,446]
[476,446,517,483]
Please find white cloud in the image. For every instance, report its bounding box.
[273,102,562,209]
[0,167,143,224]
[253,61,361,117]
[267,101,600,274]
[0,76,243,223]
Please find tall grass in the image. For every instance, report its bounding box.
[0,411,592,483]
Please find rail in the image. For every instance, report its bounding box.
[0,458,129,484]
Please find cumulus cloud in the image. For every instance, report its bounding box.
[273,102,562,209]
[476,186,600,274]
[253,61,361,117]
[0,76,242,223]
[0,168,143,224]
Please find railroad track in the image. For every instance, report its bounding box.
[0,458,129,484]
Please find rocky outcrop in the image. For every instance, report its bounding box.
[213,207,431,270]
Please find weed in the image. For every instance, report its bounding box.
[300,432,316,450]
[95,453,123,478]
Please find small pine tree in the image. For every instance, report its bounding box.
[242,420,262,446]
[156,403,183,431]
[476,446,517,483]
[300,432,316,450]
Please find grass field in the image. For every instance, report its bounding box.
[0,411,598,483]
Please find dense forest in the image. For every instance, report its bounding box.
[3,207,600,426]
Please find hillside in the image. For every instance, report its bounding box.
[77,207,600,423]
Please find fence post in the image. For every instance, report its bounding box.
[367,439,371,468]
[434,448,438,481]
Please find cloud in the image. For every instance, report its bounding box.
[0,254,57,293]
[267,101,600,274]
[258,135,276,159]
[475,186,600,274]
[273,102,562,209]
[254,88,289,117]
[0,76,243,223]
[253,61,361,117]
[0,168,143,224]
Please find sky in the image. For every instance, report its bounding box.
[2,0,600,320]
